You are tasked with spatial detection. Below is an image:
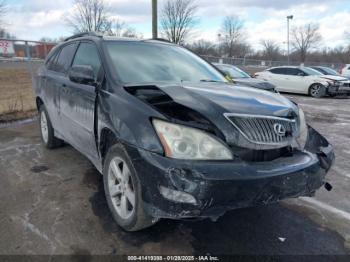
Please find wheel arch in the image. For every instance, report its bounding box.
[99,127,119,166]
[36,96,44,111]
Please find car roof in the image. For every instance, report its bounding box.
[267,65,315,70]
[62,32,175,46]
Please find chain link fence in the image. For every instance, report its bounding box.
[0,38,346,121]
[0,39,57,120]
[201,55,344,71]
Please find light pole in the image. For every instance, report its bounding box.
[287,15,293,65]
[152,0,158,39]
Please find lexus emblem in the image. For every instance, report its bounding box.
[273,123,286,137]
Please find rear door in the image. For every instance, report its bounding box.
[59,41,102,160]
[44,43,77,135]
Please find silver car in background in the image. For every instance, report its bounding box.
[213,63,276,92]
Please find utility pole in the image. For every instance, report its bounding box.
[287,15,293,65]
[152,0,158,39]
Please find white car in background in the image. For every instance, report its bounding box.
[340,64,350,78]
[255,66,350,98]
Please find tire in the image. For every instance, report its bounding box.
[309,83,326,98]
[103,143,155,231]
[39,105,64,149]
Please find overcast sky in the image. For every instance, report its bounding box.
[3,0,350,50]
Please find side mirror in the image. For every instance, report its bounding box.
[297,72,305,76]
[69,65,95,86]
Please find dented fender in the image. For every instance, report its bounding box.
[305,125,335,171]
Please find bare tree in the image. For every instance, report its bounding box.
[113,19,140,38]
[65,0,112,33]
[219,16,246,57]
[291,23,322,63]
[161,0,198,44]
[187,39,219,56]
[0,0,7,28]
[260,39,281,60]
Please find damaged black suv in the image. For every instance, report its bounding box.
[34,32,335,231]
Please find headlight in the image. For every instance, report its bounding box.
[152,119,233,160]
[294,108,308,150]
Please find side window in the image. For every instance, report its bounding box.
[54,44,77,73]
[270,68,287,75]
[72,42,102,79]
[46,51,59,71]
[287,68,300,75]
[294,69,305,76]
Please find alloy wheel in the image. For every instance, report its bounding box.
[40,111,49,144]
[108,157,136,220]
[310,84,321,97]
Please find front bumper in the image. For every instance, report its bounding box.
[327,84,350,95]
[128,126,334,220]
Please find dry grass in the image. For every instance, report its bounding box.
[0,68,37,121]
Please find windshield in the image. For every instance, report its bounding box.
[320,67,339,76]
[104,41,227,83]
[302,67,323,76]
[217,65,251,78]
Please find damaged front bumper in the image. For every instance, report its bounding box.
[327,84,350,95]
[129,126,334,221]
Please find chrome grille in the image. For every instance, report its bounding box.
[224,113,298,145]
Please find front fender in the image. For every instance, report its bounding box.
[305,125,335,171]
[97,87,166,154]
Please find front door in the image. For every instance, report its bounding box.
[59,41,102,160]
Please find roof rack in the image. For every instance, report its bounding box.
[64,32,103,42]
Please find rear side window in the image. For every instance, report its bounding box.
[52,44,77,73]
[46,51,59,71]
[72,42,101,78]
[269,68,287,74]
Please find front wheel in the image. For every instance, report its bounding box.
[309,83,326,98]
[103,143,155,231]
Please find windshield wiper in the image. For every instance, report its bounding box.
[200,79,223,83]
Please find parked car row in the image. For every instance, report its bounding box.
[213,62,350,98]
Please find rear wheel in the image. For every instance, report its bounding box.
[39,105,64,149]
[103,143,155,231]
[309,83,326,98]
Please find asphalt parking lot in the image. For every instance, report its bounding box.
[0,94,350,256]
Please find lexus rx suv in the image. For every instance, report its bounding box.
[34,33,334,231]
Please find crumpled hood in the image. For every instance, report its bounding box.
[319,75,349,82]
[140,81,300,149]
[154,82,298,117]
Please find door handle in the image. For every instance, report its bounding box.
[62,84,67,87]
